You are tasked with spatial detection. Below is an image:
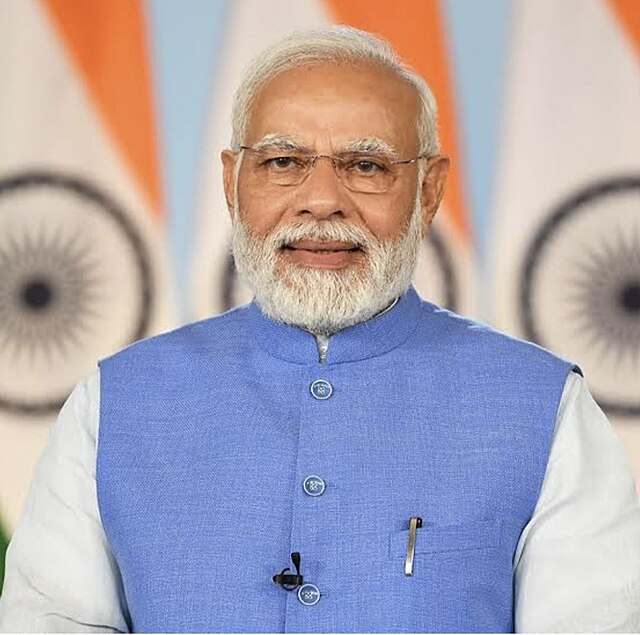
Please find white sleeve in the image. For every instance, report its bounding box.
[0,369,130,633]
[514,371,640,633]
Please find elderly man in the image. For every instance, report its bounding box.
[1,26,639,634]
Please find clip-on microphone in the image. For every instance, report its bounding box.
[272,551,303,591]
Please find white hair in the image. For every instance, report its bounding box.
[230,25,440,156]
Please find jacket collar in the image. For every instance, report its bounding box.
[244,285,423,365]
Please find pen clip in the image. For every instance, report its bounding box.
[404,516,423,576]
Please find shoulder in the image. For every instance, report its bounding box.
[413,298,580,375]
[99,303,252,369]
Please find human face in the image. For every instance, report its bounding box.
[221,62,448,333]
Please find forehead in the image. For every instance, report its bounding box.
[245,61,421,153]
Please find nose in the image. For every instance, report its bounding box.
[294,156,352,221]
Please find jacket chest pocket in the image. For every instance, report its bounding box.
[318,519,510,632]
[388,519,504,561]
[382,519,510,632]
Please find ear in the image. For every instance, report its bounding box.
[221,150,238,219]
[419,155,450,236]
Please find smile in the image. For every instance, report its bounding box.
[284,240,362,252]
[281,241,364,269]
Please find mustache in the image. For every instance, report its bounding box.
[267,222,374,251]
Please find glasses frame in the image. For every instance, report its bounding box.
[238,145,430,194]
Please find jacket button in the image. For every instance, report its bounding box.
[297,583,321,606]
[310,379,333,400]
[302,475,326,496]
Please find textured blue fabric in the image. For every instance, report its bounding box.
[97,287,575,633]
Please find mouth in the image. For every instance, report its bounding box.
[281,240,364,269]
[283,240,362,253]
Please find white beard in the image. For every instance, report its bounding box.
[231,197,423,336]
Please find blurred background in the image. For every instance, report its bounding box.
[0,0,638,588]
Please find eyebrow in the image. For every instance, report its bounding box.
[340,138,399,158]
[251,134,312,153]
[249,134,399,157]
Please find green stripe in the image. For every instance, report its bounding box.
[0,522,8,595]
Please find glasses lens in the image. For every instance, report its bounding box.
[249,150,311,186]
[337,154,396,193]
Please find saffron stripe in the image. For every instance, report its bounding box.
[41,0,163,215]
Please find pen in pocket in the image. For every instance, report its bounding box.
[405,516,423,576]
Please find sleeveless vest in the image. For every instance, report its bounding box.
[98,287,576,632]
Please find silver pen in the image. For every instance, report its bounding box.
[404,516,423,576]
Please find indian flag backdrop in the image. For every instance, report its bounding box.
[493,0,640,483]
[192,0,476,320]
[0,0,175,539]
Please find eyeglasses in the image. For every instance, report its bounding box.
[239,146,429,194]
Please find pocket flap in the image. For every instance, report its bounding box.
[389,519,503,558]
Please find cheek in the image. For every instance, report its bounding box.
[361,199,416,242]
[236,183,287,236]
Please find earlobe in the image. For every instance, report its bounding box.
[420,155,450,234]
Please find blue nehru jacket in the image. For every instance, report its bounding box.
[97,286,576,633]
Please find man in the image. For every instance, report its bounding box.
[1,26,639,633]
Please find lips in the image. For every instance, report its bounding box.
[284,240,361,253]
[281,239,363,269]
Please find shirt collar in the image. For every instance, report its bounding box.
[244,285,422,365]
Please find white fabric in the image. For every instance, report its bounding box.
[1,370,639,633]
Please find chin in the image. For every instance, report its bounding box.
[255,260,389,335]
